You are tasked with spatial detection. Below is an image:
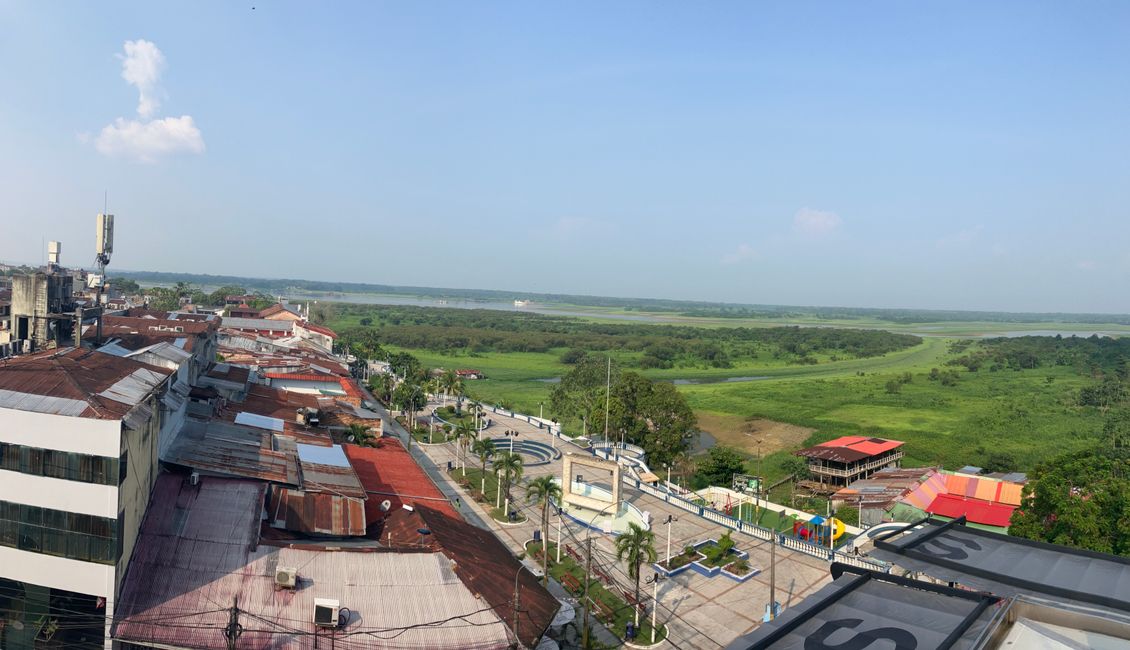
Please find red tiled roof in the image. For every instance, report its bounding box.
[298,321,338,338]
[344,440,459,523]
[926,493,1016,528]
[102,315,215,335]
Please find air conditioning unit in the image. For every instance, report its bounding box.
[313,598,340,627]
[275,566,298,589]
[189,472,200,486]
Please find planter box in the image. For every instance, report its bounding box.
[720,560,760,582]
[652,551,705,577]
[686,539,752,580]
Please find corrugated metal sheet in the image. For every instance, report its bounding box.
[99,368,168,405]
[269,485,367,536]
[0,347,172,419]
[235,411,285,432]
[297,443,350,467]
[163,419,299,485]
[0,388,89,416]
[300,461,367,499]
[221,316,295,331]
[113,475,513,650]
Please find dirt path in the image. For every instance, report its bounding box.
[697,412,815,455]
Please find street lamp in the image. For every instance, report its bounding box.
[644,572,664,644]
[755,438,764,519]
[505,429,519,455]
[662,514,679,564]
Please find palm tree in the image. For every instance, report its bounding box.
[369,372,394,404]
[525,476,563,585]
[492,451,524,506]
[455,421,476,475]
[615,522,658,623]
[440,369,457,407]
[347,423,375,447]
[472,438,496,495]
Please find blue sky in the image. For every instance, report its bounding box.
[2,2,1129,313]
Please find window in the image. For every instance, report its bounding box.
[118,450,128,486]
[20,447,44,475]
[43,449,68,480]
[0,501,118,565]
[0,442,118,486]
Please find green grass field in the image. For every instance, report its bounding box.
[386,336,1109,487]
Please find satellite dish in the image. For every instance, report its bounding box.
[380,500,392,512]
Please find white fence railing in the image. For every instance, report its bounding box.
[480,401,890,572]
[624,475,890,571]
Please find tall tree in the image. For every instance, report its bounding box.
[472,438,496,475]
[549,355,620,431]
[492,451,524,507]
[454,421,476,474]
[440,369,457,407]
[615,522,658,620]
[368,372,394,404]
[525,476,563,585]
[568,368,697,466]
[1010,446,1130,556]
[698,446,748,486]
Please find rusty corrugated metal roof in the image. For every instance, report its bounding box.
[268,484,367,536]
[163,419,299,485]
[0,347,172,419]
[113,475,514,649]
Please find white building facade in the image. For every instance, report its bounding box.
[0,348,173,648]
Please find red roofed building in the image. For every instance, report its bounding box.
[925,493,1016,528]
[795,435,905,489]
[293,320,337,353]
[259,302,303,321]
[344,439,459,522]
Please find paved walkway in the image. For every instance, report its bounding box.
[362,394,621,648]
[404,398,833,649]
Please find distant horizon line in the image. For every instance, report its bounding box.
[4,257,1128,319]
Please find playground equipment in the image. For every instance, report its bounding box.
[792,515,845,544]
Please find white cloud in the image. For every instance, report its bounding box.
[1077,260,1098,271]
[92,39,203,163]
[793,208,841,236]
[95,116,205,162]
[721,243,756,265]
[119,39,166,119]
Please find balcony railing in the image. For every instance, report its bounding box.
[808,451,904,478]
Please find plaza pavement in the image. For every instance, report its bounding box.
[378,396,832,648]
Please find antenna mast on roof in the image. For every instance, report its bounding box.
[93,206,115,346]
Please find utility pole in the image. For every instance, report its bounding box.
[582,536,593,649]
[224,597,242,650]
[769,536,777,620]
[513,578,521,644]
[603,356,611,446]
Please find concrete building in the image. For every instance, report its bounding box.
[9,271,77,351]
[293,320,337,353]
[0,347,175,648]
